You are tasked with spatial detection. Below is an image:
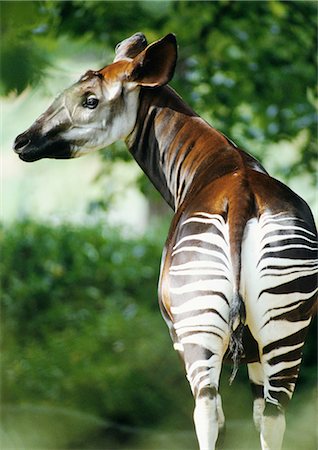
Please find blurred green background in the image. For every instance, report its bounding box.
[1,1,317,449]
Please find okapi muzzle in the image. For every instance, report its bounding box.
[13,81,102,162]
[13,90,81,161]
[14,126,72,162]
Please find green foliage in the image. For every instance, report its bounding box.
[171,2,316,144]
[0,1,54,94]
[1,221,190,431]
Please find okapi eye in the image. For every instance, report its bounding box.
[83,95,99,109]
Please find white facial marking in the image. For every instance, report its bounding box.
[105,81,122,102]
[37,71,141,158]
[69,87,140,157]
[55,76,141,156]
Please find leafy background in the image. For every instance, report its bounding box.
[1,1,317,449]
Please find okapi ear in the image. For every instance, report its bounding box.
[114,32,148,62]
[127,34,177,87]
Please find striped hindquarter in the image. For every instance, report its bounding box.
[160,210,317,407]
[159,211,233,448]
[167,212,232,396]
[242,212,317,408]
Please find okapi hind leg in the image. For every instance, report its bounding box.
[193,381,225,450]
[260,402,286,450]
[216,392,225,433]
[215,393,226,450]
[258,335,306,450]
[247,362,265,431]
[248,358,288,450]
[193,385,219,450]
[182,342,228,450]
[241,213,317,450]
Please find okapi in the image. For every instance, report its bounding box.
[14,33,317,450]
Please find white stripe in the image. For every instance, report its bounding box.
[260,212,305,223]
[180,333,223,351]
[266,359,302,377]
[169,269,228,277]
[170,260,227,271]
[171,295,229,315]
[173,233,229,250]
[260,212,289,220]
[170,279,231,295]
[193,212,226,220]
[197,377,212,393]
[191,370,210,390]
[261,233,317,246]
[264,302,305,320]
[173,342,184,352]
[187,358,214,378]
[262,318,311,339]
[174,312,226,331]
[171,246,230,266]
[265,342,303,359]
[261,264,318,275]
[259,289,318,305]
[181,215,226,231]
[268,385,293,398]
[181,217,224,227]
[170,260,231,278]
[261,243,317,253]
[176,326,223,337]
[260,267,318,283]
[260,222,316,237]
[257,257,318,271]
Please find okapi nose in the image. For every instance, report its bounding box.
[14,133,31,154]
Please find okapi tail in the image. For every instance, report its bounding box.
[227,175,254,383]
[229,292,246,384]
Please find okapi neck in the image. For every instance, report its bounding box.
[126,86,249,211]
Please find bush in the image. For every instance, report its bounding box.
[1,220,189,430]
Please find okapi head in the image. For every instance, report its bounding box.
[13,33,177,162]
